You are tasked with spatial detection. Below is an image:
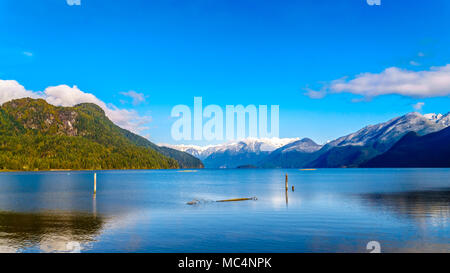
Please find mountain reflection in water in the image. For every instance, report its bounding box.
[0,210,105,253]
[0,169,448,252]
[358,189,450,221]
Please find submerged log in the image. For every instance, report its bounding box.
[216,197,257,202]
[187,197,257,205]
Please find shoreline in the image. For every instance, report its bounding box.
[0,168,187,173]
[0,167,448,173]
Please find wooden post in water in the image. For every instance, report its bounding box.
[285,173,288,191]
[285,186,288,205]
[94,173,97,194]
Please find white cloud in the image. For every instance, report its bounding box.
[409,60,420,66]
[0,79,41,104]
[23,52,33,57]
[418,52,425,57]
[120,90,146,105]
[413,102,425,111]
[44,85,99,107]
[0,80,150,134]
[66,0,81,6]
[303,87,326,99]
[306,64,450,99]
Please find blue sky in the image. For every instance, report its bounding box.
[0,0,449,145]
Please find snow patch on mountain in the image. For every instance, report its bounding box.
[327,112,450,151]
[281,138,323,153]
[424,112,450,127]
[161,138,299,160]
[424,113,443,121]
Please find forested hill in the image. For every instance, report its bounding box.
[0,98,203,171]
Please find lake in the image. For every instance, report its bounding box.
[0,169,448,253]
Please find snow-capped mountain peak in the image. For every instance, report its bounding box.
[424,113,443,121]
[327,112,449,152]
[162,111,449,169]
[161,138,299,160]
[280,138,322,153]
[423,112,449,127]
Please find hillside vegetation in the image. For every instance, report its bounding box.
[0,98,202,171]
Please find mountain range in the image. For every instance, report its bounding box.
[1,97,448,170]
[163,138,298,168]
[0,98,203,171]
[304,112,449,168]
[167,112,450,168]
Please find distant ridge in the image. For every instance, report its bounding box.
[167,112,450,168]
[258,138,322,168]
[362,127,450,168]
[260,112,450,168]
[163,138,298,168]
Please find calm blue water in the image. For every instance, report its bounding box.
[0,169,448,253]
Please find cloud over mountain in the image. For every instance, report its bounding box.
[0,80,40,103]
[0,79,149,134]
[306,64,450,99]
[413,102,425,111]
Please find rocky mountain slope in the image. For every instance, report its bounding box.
[327,112,449,152]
